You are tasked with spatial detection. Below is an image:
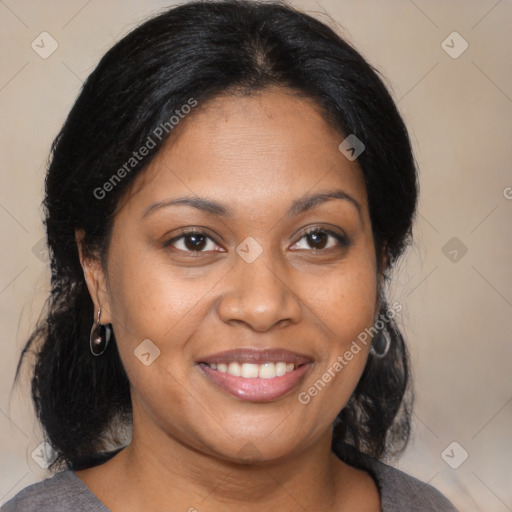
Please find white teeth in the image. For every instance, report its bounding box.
[208,361,298,378]
[227,362,241,377]
[259,362,275,379]
[276,362,287,377]
[241,363,259,378]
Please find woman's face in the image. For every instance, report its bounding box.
[88,87,379,463]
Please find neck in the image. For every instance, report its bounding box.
[75,401,381,512]
[112,423,349,511]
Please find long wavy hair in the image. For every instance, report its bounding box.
[16,0,417,471]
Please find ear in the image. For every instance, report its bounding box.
[75,229,112,324]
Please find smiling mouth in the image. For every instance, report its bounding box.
[196,348,313,402]
[203,361,300,379]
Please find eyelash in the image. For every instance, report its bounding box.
[164,227,350,255]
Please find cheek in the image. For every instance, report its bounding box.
[333,266,377,343]
[297,253,377,416]
[107,245,206,343]
[105,243,226,392]
[304,256,378,349]
[105,252,206,425]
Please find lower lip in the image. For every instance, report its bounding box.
[198,363,312,402]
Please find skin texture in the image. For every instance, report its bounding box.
[75,87,382,511]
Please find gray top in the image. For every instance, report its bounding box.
[1,451,458,511]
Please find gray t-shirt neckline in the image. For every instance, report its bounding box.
[1,447,458,511]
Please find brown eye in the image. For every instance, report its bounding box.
[291,228,350,252]
[306,230,329,250]
[182,233,208,251]
[164,230,220,253]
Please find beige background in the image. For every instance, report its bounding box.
[1,1,511,510]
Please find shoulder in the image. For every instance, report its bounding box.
[0,470,109,512]
[367,457,458,511]
[332,442,458,512]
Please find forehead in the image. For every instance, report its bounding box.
[118,87,368,219]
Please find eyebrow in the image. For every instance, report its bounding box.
[142,189,361,219]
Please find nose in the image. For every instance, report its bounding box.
[216,249,303,332]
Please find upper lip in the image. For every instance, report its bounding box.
[197,348,313,366]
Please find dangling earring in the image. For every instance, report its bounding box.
[370,329,391,359]
[89,307,111,356]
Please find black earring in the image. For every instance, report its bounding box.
[370,329,391,359]
[89,308,111,356]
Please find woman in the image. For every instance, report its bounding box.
[3,1,458,510]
